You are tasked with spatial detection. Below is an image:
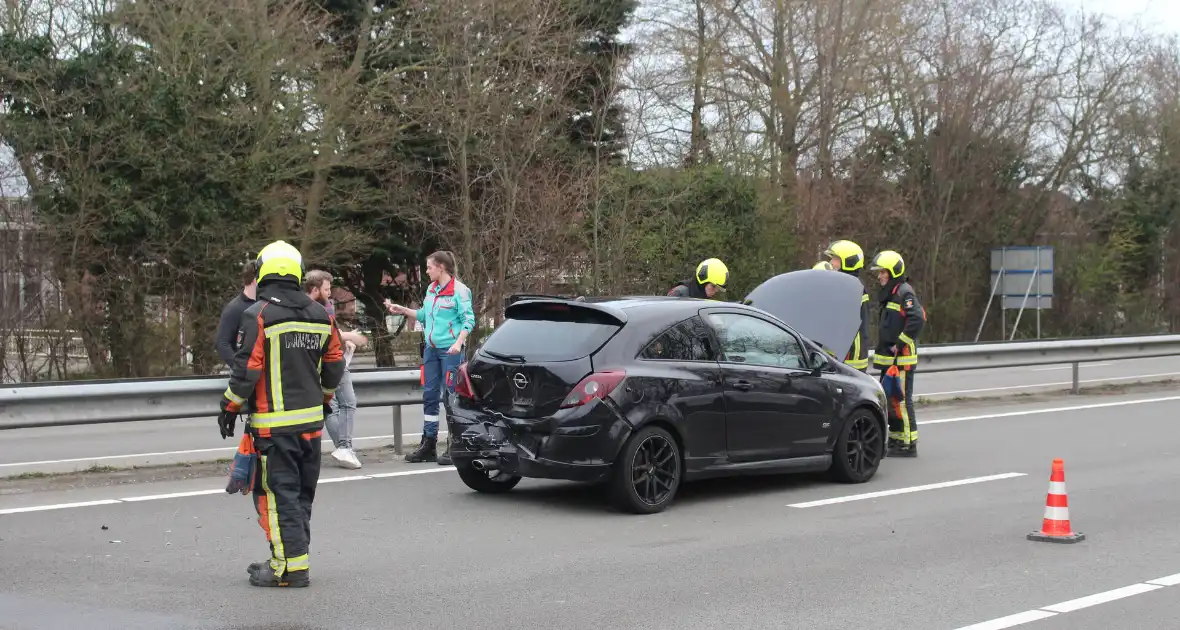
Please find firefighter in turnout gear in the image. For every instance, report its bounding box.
[218,240,346,587]
[823,240,871,372]
[869,249,925,457]
[668,258,729,299]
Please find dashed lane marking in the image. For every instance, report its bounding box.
[954,573,1180,629]
[923,394,1180,426]
[787,473,1027,508]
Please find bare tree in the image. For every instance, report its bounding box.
[399,0,591,323]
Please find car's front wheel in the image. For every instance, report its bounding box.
[829,408,885,483]
[608,425,682,514]
[455,461,522,493]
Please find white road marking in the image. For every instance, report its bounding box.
[0,499,122,514]
[368,468,455,478]
[1145,572,1180,586]
[120,489,223,502]
[787,473,1026,508]
[0,430,448,469]
[923,394,1180,426]
[921,371,1180,397]
[315,475,372,484]
[0,466,454,516]
[954,610,1058,630]
[954,573,1180,629]
[1040,583,1163,613]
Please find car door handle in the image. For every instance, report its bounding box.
[732,380,753,391]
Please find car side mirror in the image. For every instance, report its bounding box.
[808,350,829,375]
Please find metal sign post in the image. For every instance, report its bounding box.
[983,246,1054,340]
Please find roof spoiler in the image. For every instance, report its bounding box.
[504,297,627,326]
[505,293,585,306]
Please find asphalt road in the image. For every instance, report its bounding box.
[2,356,1180,476]
[2,390,1180,629]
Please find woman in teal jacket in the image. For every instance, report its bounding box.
[384,250,475,463]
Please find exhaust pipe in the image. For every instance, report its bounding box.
[471,458,499,472]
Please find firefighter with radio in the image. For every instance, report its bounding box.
[218,239,346,587]
[869,249,925,457]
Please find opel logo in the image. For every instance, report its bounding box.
[513,373,529,389]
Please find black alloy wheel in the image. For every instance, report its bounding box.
[455,462,522,493]
[609,425,683,514]
[830,409,884,483]
[633,434,679,506]
[845,413,882,475]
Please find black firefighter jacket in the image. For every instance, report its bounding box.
[668,280,709,299]
[873,280,925,371]
[221,279,346,436]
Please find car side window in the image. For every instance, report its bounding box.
[705,312,807,369]
[638,317,716,362]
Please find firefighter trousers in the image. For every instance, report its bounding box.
[252,429,322,577]
[884,368,917,445]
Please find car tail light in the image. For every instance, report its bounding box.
[455,362,478,400]
[560,370,626,409]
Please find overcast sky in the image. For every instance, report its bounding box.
[1069,0,1180,34]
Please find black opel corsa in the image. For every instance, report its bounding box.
[444,269,890,513]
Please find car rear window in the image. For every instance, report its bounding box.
[482,306,621,361]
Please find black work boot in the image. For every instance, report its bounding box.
[406,437,437,463]
[887,439,918,458]
[249,565,309,588]
[437,438,452,466]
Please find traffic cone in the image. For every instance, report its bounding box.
[1027,458,1085,544]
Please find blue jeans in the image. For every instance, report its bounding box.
[325,368,356,449]
[422,344,463,439]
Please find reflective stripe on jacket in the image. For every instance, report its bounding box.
[873,281,925,370]
[845,291,871,370]
[222,280,346,435]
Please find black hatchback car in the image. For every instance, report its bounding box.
[444,270,889,513]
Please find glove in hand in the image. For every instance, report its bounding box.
[218,410,239,439]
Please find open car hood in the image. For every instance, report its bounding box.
[742,269,866,361]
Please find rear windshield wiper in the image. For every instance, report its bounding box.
[483,350,526,363]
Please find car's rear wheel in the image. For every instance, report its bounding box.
[455,461,522,493]
[829,408,884,483]
[608,425,682,514]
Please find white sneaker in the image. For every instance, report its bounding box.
[331,448,361,470]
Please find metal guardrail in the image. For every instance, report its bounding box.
[0,368,424,453]
[903,334,1180,389]
[2,334,1180,445]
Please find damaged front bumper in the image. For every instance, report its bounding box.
[445,398,633,483]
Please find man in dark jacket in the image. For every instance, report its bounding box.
[668,258,729,299]
[214,261,258,367]
[822,240,871,372]
[218,240,346,587]
[869,249,925,458]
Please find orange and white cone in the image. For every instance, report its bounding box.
[1027,458,1085,543]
